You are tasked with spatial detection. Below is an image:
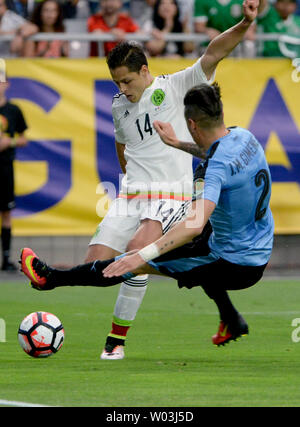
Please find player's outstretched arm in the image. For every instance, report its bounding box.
[103,199,216,278]
[153,121,206,158]
[201,0,263,80]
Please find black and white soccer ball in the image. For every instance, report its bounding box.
[18,311,64,358]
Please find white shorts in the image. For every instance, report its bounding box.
[89,197,190,253]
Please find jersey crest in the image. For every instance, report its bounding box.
[151,89,165,106]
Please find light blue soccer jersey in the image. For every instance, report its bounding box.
[144,126,274,276]
[202,126,274,266]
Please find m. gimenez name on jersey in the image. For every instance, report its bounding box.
[112,57,215,200]
[200,126,274,267]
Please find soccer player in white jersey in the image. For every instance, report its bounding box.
[84,0,266,360]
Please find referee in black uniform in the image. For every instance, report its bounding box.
[0,79,28,271]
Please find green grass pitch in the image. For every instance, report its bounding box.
[1,276,300,407]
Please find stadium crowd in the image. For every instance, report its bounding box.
[0,0,299,58]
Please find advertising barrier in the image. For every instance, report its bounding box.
[3,58,300,235]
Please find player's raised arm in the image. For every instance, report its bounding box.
[201,0,266,80]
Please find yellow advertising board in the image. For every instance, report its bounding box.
[4,57,300,235]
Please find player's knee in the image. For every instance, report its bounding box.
[126,237,145,252]
[84,254,95,263]
[84,244,118,263]
[84,248,100,263]
[126,220,163,252]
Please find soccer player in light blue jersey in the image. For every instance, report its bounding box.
[20,82,274,347]
[102,82,274,345]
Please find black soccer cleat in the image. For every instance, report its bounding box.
[212,314,249,346]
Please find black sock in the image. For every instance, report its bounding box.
[105,336,125,348]
[212,291,239,324]
[1,227,11,264]
[46,258,132,288]
[202,285,239,324]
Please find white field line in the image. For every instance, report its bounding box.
[199,310,300,316]
[0,399,52,407]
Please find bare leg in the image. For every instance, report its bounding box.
[85,243,121,263]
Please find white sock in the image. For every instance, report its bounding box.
[113,275,148,321]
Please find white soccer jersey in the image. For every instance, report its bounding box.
[112,57,215,200]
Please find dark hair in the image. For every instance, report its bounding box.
[152,0,183,56]
[106,41,148,72]
[4,0,12,9]
[30,0,65,32]
[184,82,223,128]
[153,0,182,32]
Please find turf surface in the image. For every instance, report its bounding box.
[0,276,300,407]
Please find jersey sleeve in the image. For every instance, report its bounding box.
[126,17,139,33]
[87,16,94,32]
[168,57,215,98]
[194,0,209,22]
[202,159,226,205]
[112,101,126,144]
[4,11,26,31]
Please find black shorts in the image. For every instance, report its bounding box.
[173,258,267,292]
[149,222,267,292]
[0,161,15,212]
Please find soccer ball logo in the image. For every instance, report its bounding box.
[18,312,64,358]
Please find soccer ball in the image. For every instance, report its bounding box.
[18,311,64,358]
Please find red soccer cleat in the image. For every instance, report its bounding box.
[20,248,53,290]
[212,314,249,346]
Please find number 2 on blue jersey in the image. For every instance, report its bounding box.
[255,169,271,221]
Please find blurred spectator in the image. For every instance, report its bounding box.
[194,0,256,56]
[176,0,194,32]
[194,0,245,38]
[0,0,37,57]
[281,0,300,15]
[7,0,34,19]
[145,0,194,57]
[257,0,300,57]
[87,0,139,57]
[23,0,69,57]
[60,0,79,19]
[87,0,99,15]
[128,0,155,30]
[8,0,78,19]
